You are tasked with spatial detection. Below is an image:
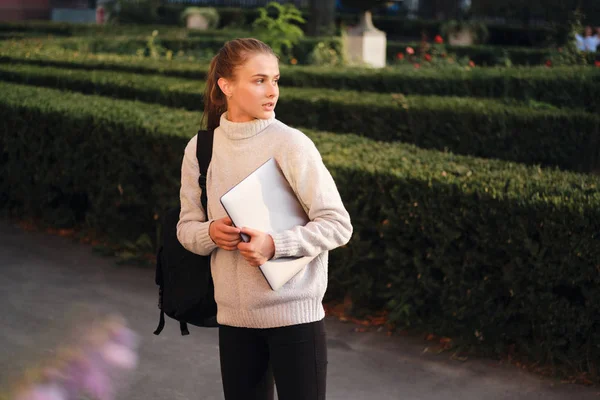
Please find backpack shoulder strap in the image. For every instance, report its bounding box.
[196,129,214,211]
[171,129,213,336]
[154,129,215,337]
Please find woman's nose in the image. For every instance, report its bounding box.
[267,83,278,98]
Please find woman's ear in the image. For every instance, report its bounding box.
[217,77,232,98]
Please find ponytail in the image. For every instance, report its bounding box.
[202,56,227,132]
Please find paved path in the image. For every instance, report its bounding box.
[1,220,598,399]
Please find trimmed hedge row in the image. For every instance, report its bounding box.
[3,50,600,113]
[5,30,587,68]
[2,62,599,173]
[45,35,344,65]
[338,13,567,47]
[12,33,569,67]
[53,34,568,67]
[387,41,569,66]
[0,15,568,48]
[2,81,600,373]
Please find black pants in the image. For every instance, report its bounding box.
[219,319,327,400]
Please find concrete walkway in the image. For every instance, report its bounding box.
[1,220,598,400]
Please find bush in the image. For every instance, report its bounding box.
[251,2,305,61]
[2,80,600,376]
[25,35,343,65]
[2,62,599,173]
[23,33,575,67]
[0,15,566,47]
[4,47,599,112]
[307,40,346,66]
[337,13,563,47]
[387,41,554,66]
[111,0,161,25]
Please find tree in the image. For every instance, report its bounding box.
[307,0,336,36]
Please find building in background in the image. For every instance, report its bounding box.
[1,0,96,22]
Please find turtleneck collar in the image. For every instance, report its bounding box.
[218,112,276,141]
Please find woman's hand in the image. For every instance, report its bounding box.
[209,217,242,251]
[237,227,275,267]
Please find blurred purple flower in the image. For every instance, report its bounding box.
[14,384,66,400]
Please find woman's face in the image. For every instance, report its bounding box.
[220,53,280,123]
[584,26,593,36]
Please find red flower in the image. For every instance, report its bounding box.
[595,60,600,67]
[468,60,475,67]
[406,46,415,55]
[397,52,404,60]
[434,35,444,44]
[414,63,421,69]
[545,60,552,67]
[424,54,432,62]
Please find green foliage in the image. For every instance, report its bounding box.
[307,40,345,66]
[4,46,599,112]
[2,28,571,67]
[251,2,305,61]
[2,81,600,375]
[547,9,590,67]
[0,16,574,48]
[115,233,155,265]
[136,30,169,60]
[2,62,600,173]
[387,41,564,67]
[109,0,162,25]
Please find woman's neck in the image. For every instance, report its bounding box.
[218,112,275,141]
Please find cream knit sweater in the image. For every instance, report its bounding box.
[177,113,353,329]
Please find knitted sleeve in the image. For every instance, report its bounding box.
[176,136,218,256]
[271,132,353,259]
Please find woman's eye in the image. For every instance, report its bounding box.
[256,79,264,84]
[273,80,279,85]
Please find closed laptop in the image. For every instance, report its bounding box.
[220,158,316,290]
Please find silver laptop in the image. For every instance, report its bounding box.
[220,158,316,291]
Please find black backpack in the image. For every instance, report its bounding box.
[154,129,218,336]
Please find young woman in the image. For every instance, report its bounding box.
[176,38,353,400]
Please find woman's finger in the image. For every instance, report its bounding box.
[219,237,241,246]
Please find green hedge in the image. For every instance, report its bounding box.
[2,62,599,173]
[0,23,569,67]
[386,41,561,66]
[42,35,342,65]
[50,34,563,67]
[339,13,564,47]
[51,34,592,67]
[3,50,600,113]
[2,80,600,375]
[0,15,568,48]
[0,21,190,36]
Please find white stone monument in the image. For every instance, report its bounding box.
[186,14,209,30]
[345,11,387,68]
